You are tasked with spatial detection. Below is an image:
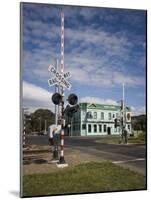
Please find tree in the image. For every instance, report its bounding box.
[132,114,146,131]
[27,109,55,133]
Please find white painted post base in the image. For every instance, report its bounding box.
[56,163,69,168]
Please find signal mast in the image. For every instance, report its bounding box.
[58,12,66,165]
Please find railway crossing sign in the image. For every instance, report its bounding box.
[63,72,71,79]
[48,65,72,90]
[48,77,58,86]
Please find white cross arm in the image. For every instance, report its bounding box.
[48,78,58,86]
[48,66,72,90]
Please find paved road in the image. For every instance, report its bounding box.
[26,135,146,174]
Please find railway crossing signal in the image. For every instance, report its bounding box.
[52,93,62,105]
[67,93,78,105]
[51,93,79,118]
[65,93,79,117]
[47,12,79,167]
[65,104,79,118]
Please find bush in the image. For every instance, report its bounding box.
[137,132,146,141]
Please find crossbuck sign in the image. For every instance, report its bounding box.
[48,65,72,90]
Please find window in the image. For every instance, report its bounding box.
[88,124,91,133]
[104,124,107,132]
[94,124,97,133]
[94,112,97,119]
[127,113,131,121]
[108,113,111,120]
[87,112,93,119]
[128,124,130,130]
[82,124,86,130]
[113,113,115,118]
[101,112,104,120]
[99,125,102,132]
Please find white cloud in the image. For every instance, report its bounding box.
[65,61,144,88]
[23,6,146,90]
[112,71,145,86]
[130,106,146,116]
[23,81,54,112]
[80,96,118,105]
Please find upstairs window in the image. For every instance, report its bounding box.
[101,112,104,120]
[87,112,93,119]
[94,112,97,119]
[108,113,112,120]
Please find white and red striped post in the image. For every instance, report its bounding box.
[59,12,66,164]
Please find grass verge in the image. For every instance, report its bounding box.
[96,135,146,144]
[23,161,146,197]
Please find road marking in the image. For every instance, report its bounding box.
[112,158,145,164]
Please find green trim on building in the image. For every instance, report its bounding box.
[79,102,131,111]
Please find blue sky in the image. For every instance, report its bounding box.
[22,3,146,115]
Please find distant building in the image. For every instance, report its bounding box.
[65,102,131,136]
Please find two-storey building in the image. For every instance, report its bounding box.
[65,102,131,136]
